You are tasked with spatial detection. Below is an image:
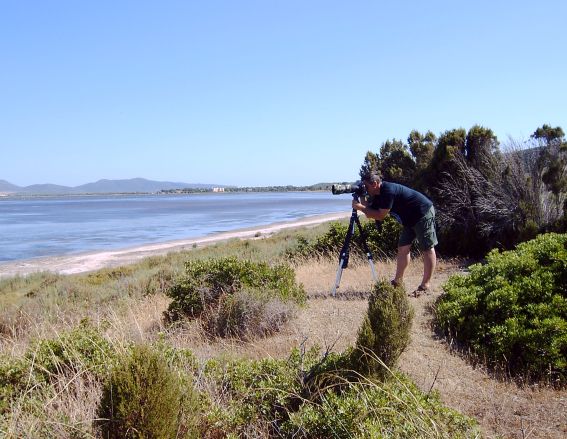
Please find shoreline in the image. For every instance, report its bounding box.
[0,211,350,278]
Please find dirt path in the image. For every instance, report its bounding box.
[285,259,566,438]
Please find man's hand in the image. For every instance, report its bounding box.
[352,200,365,211]
[352,200,390,221]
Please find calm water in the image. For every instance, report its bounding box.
[0,192,349,262]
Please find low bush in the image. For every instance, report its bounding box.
[0,320,116,431]
[26,319,114,381]
[287,216,403,261]
[97,344,201,439]
[282,374,478,438]
[351,279,414,379]
[435,232,567,384]
[0,319,113,411]
[203,347,479,438]
[203,351,304,435]
[0,354,30,414]
[166,257,306,338]
[202,289,297,339]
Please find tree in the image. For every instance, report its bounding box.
[465,125,500,179]
[533,124,567,196]
[359,150,380,179]
[408,130,436,171]
[419,128,466,192]
[532,124,565,144]
[532,125,567,227]
[377,139,416,185]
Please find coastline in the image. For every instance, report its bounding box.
[0,211,350,278]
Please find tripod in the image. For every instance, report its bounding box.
[332,194,378,296]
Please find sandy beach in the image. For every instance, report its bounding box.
[0,211,350,278]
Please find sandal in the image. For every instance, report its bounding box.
[409,285,430,298]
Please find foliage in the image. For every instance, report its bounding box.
[287,216,402,261]
[25,319,114,381]
[203,350,306,435]
[0,320,114,422]
[358,124,567,257]
[432,153,521,256]
[281,374,478,438]
[377,139,417,186]
[203,347,478,438]
[532,124,567,223]
[97,344,200,439]
[435,233,567,384]
[201,288,297,339]
[408,129,436,172]
[0,319,114,413]
[0,354,31,414]
[166,257,306,338]
[359,150,379,178]
[351,279,414,379]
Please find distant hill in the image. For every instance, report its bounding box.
[0,179,22,193]
[21,183,78,194]
[0,178,217,195]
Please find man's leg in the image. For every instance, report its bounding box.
[393,244,411,285]
[420,247,436,289]
[414,206,438,291]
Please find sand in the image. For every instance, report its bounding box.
[0,211,350,278]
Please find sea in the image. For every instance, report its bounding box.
[0,192,350,262]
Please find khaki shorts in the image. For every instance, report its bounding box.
[398,206,438,250]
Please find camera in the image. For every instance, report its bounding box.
[331,181,366,196]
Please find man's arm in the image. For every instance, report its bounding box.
[352,200,389,221]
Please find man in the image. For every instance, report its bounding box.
[352,172,437,297]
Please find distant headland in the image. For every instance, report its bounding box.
[0,178,342,196]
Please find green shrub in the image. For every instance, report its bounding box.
[166,257,306,338]
[282,374,478,438]
[203,347,478,438]
[0,321,114,420]
[202,347,359,436]
[435,232,567,383]
[203,353,302,434]
[287,217,402,261]
[97,344,200,439]
[26,319,114,381]
[0,354,31,414]
[351,279,414,379]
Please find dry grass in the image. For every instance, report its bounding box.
[1,251,565,438]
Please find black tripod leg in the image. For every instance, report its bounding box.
[354,214,378,281]
[332,210,356,296]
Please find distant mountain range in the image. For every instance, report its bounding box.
[0,178,219,195]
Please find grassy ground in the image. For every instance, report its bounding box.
[1,222,565,438]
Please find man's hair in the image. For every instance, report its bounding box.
[361,171,382,184]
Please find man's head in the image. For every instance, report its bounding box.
[362,172,382,196]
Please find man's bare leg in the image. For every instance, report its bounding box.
[420,247,436,289]
[393,244,411,285]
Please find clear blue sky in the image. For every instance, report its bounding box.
[1,1,566,187]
